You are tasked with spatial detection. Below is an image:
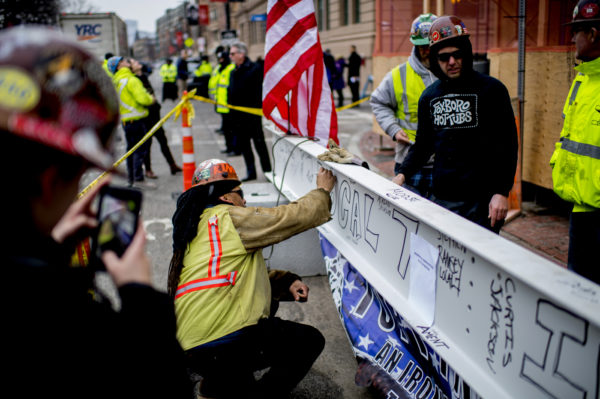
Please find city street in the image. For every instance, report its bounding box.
[80,70,378,398]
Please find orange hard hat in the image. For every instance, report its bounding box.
[191,159,241,189]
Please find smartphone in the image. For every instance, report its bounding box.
[92,185,142,265]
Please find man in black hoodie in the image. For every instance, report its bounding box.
[393,15,518,233]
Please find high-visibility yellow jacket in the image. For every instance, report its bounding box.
[216,63,235,114]
[174,189,332,350]
[113,67,154,122]
[194,61,213,77]
[391,62,426,142]
[102,59,112,77]
[550,56,600,212]
[208,65,221,100]
[160,63,177,83]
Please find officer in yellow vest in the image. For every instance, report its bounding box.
[550,0,600,283]
[215,52,238,154]
[160,58,178,102]
[107,56,156,188]
[208,61,221,101]
[192,55,213,98]
[370,13,438,198]
[168,159,335,398]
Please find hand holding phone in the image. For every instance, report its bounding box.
[93,185,151,286]
[102,221,152,287]
[93,185,142,265]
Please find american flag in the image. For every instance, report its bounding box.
[263,0,339,146]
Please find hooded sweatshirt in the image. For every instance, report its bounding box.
[397,37,518,202]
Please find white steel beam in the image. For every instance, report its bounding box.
[265,125,600,399]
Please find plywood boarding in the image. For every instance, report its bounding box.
[489,49,575,189]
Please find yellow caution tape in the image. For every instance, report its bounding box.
[192,94,264,116]
[335,96,370,111]
[78,90,370,199]
[78,90,197,198]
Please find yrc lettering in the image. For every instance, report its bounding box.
[75,24,101,37]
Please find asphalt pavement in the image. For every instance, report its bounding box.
[80,69,568,398]
[79,71,379,398]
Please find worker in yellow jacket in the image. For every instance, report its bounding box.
[550,0,600,283]
[160,58,178,102]
[107,56,156,188]
[191,55,213,97]
[168,159,335,398]
[370,13,438,198]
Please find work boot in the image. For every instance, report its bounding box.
[170,163,183,175]
[145,170,158,179]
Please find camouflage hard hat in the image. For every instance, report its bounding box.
[0,26,120,170]
[429,15,470,48]
[410,13,438,46]
[191,159,241,190]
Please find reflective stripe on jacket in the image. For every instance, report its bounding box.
[208,65,221,100]
[160,63,177,83]
[113,68,153,122]
[174,188,332,350]
[550,56,600,212]
[216,63,235,114]
[195,61,213,77]
[391,62,426,142]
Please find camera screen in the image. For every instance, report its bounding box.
[96,194,138,257]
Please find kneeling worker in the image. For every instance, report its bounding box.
[168,159,336,398]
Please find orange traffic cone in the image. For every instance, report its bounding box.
[181,95,195,191]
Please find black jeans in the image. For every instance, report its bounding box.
[142,110,177,170]
[235,115,272,177]
[431,195,503,234]
[348,77,360,103]
[186,317,325,399]
[123,119,150,183]
[568,210,600,284]
[221,113,239,153]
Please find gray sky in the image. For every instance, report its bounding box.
[87,0,185,33]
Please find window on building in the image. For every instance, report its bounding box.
[317,0,325,29]
[341,0,349,26]
[353,0,360,23]
[250,20,266,45]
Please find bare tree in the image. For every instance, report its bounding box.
[58,0,98,13]
[0,0,63,29]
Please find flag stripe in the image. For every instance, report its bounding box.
[264,14,317,74]
[266,0,305,30]
[263,0,339,145]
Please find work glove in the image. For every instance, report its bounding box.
[318,139,369,169]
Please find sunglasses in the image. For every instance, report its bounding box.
[437,50,463,62]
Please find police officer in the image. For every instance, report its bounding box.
[215,52,238,155]
[193,54,213,98]
[160,58,178,102]
[371,13,438,197]
[550,0,600,283]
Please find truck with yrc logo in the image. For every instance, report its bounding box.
[59,12,128,61]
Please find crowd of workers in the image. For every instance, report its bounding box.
[2,0,599,397]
